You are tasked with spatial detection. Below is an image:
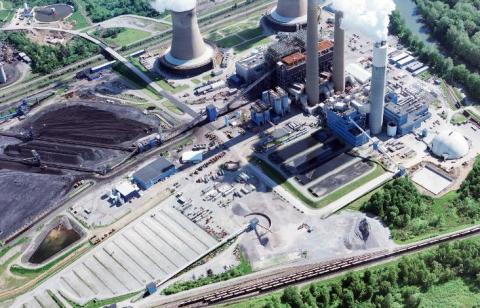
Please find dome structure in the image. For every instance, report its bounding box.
[431,130,469,160]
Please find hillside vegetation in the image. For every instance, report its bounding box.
[0,32,99,74]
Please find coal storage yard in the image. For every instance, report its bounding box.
[0,162,76,243]
[0,101,160,243]
[3,102,159,172]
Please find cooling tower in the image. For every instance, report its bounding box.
[306,0,319,106]
[267,0,308,31]
[161,6,214,75]
[333,11,345,93]
[0,63,6,84]
[369,41,388,135]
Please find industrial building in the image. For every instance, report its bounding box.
[250,101,272,126]
[133,157,176,190]
[206,104,218,122]
[326,101,369,147]
[262,87,291,117]
[383,93,431,136]
[265,0,308,32]
[159,5,215,75]
[235,51,267,85]
[181,150,204,164]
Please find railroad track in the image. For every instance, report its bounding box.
[154,225,480,307]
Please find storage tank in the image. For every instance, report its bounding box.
[386,121,397,137]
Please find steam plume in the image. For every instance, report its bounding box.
[151,0,196,13]
[331,0,395,42]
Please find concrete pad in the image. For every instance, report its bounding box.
[161,207,218,247]
[70,265,105,296]
[60,272,95,299]
[142,218,198,260]
[103,243,151,285]
[412,166,452,195]
[94,250,141,291]
[83,258,126,295]
[35,291,60,308]
[123,228,178,273]
[152,214,207,253]
[25,297,42,308]
[114,235,167,278]
[134,224,188,265]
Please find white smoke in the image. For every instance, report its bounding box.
[151,0,196,13]
[332,0,395,42]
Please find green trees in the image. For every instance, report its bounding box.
[363,178,426,229]
[258,239,480,308]
[389,9,480,100]
[82,0,161,22]
[3,32,99,74]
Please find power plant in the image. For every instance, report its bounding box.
[369,41,388,135]
[266,0,308,31]
[305,0,319,106]
[332,11,345,93]
[159,5,215,75]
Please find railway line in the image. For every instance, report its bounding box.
[150,225,480,307]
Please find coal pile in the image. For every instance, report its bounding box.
[0,163,76,243]
[5,102,159,170]
[0,102,160,243]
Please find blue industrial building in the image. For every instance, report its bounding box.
[384,93,431,136]
[250,101,271,126]
[133,157,176,190]
[262,87,290,117]
[326,107,369,147]
[206,104,218,122]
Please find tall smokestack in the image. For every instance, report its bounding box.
[0,63,6,84]
[305,0,319,107]
[333,11,345,93]
[167,7,206,62]
[269,0,308,31]
[369,41,388,135]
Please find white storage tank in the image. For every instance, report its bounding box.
[387,121,397,137]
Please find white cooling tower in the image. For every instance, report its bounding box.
[268,0,308,31]
[369,41,388,135]
[162,6,214,73]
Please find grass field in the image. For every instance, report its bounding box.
[105,28,151,47]
[250,157,385,209]
[162,100,184,115]
[67,10,90,30]
[450,112,468,125]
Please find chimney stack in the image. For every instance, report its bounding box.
[305,0,319,107]
[333,11,345,93]
[369,41,388,135]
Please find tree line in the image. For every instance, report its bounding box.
[389,10,480,100]
[1,32,99,74]
[260,238,480,308]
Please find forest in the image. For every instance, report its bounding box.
[81,0,160,22]
[389,10,480,100]
[1,32,99,74]
[361,156,480,241]
[257,238,480,308]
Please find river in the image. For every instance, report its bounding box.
[393,0,439,48]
